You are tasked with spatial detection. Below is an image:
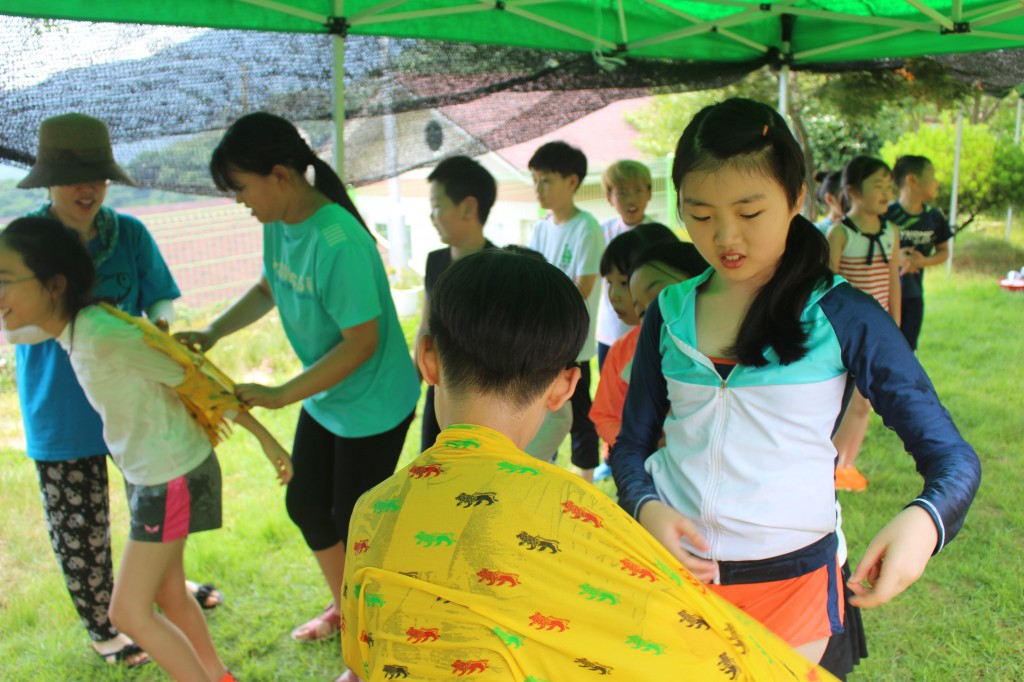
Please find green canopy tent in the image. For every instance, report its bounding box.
[2,0,1023,175]
[3,2,1021,266]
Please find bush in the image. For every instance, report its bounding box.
[881,122,1024,228]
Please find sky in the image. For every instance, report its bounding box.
[1,17,205,180]
[0,16,204,90]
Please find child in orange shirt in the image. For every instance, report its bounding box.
[592,236,708,451]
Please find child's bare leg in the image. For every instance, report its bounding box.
[155,543,228,680]
[834,390,871,469]
[110,538,222,682]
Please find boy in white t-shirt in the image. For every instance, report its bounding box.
[596,160,653,370]
[526,141,604,482]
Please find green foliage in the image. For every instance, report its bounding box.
[126,131,224,193]
[626,68,780,158]
[628,59,974,184]
[979,93,1024,138]
[124,121,336,195]
[264,88,332,121]
[797,108,889,173]
[0,179,207,223]
[816,58,970,123]
[387,265,424,290]
[625,91,699,157]
[626,68,890,173]
[881,123,1024,227]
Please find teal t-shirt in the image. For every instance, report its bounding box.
[263,204,419,438]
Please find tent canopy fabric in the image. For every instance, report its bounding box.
[2,1,1023,65]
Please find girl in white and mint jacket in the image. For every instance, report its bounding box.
[611,98,979,681]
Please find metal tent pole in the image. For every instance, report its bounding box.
[1006,96,1022,242]
[381,36,408,270]
[778,63,790,118]
[947,106,964,274]
[332,27,345,178]
[777,13,793,120]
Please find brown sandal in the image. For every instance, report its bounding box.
[291,603,341,641]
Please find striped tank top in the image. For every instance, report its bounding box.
[837,217,895,310]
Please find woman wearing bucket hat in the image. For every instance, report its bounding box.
[7,113,221,668]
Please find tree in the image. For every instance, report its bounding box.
[880,123,1024,228]
[625,68,889,216]
[126,131,224,195]
[626,59,985,217]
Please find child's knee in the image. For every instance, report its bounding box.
[108,594,146,633]
[155,581,193,614]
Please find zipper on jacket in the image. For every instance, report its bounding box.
[702,370,733,561]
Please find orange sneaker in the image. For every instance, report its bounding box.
[835,466,868,492]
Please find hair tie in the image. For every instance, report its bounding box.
[762,124,769,137]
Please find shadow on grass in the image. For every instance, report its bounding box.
[954,231,1024,277]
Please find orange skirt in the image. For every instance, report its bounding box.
[710,559,845,647]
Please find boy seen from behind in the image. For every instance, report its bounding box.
[416,155,497,451]
[339,249,834,682]
[526,141,604,481]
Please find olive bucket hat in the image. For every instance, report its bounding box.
[17,113,137,189]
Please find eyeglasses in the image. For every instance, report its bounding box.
[0,276,36,299]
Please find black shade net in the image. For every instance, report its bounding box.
[0,18,1020,195]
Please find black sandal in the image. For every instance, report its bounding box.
[191,582,224,610]
[97,642,150,668]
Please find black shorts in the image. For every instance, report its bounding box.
[125,453,222,542]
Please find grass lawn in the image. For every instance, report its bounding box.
[1,222,1022,681]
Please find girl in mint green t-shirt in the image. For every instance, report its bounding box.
[178,113,418,649]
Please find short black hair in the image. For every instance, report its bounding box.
[842,155,892,197]
[892,155,932,188]
[600,222,678,276]
[528,141,587,185]
[630,241,709,280]
[427,155,498,224]
[429,249,588,409]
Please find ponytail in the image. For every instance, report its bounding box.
[308,155,370,234]
[211,112,371,237]
[729,215,833,366]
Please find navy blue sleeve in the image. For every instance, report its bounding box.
[610,298,670,518]
[819,284,980,553]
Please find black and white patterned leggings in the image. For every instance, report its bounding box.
[34,455,118,642]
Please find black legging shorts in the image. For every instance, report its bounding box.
[285,407,414,551]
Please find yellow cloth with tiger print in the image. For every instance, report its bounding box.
[342,424,835,682]
[97,302,244,447]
